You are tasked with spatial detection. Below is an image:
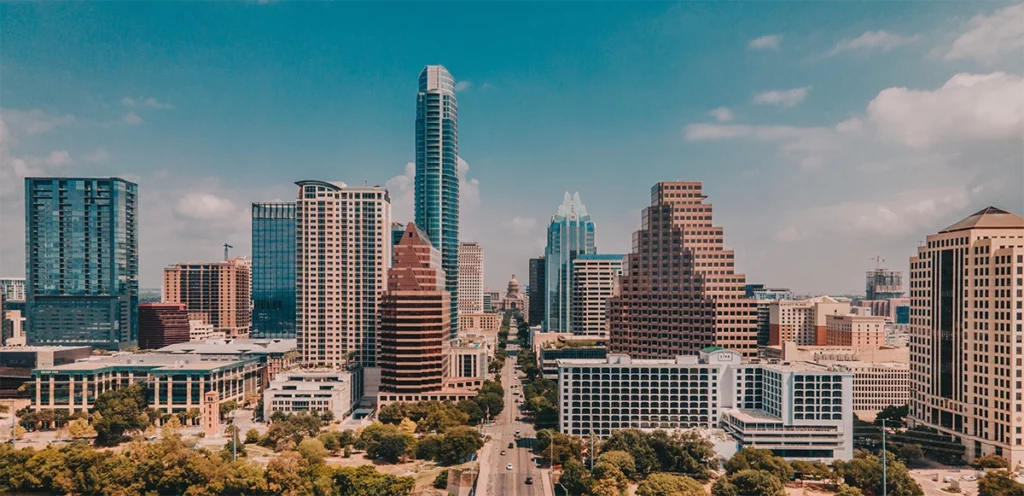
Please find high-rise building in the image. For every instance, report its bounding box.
[0,278,26,301]
[751,288,796,348]
[162,258,251,339]
[866,268,904,300]
[138,303,191,349]
[458,242,484,313]
[908,206,1024,465]
[769,296,851,346]
[608,181,758,358]
[25,177,138,350]
[251,202,297,339]
[528,257,546,326]
[570,254,623,337]
[544,192,597,332]
[379,223,448,396]
[483,290,500,313]
[415,65,460,338]
[295,180,392,368]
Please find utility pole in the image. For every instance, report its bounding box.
[231,408,237,461]
[882,418,887,496]
[589,430,595,471]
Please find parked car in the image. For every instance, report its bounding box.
[506,464,513,471]
[525,477,534,485]
[501,450,506,455]
[508,442,515,449]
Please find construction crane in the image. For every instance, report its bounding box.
[868,255,885,269]
[224,243,233,261]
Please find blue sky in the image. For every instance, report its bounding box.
[1,2,1022,293]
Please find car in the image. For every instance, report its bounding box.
[509,442,515,448]
[525,477,534,485]
[963,475,978,481]
[515,431,520,437]
[506,464,513,471]
[500,450,506,455]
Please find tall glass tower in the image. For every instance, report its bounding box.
[415,65,459,338]
[25,177,138,350]
[251,201,296,339]
[544,192,596,333]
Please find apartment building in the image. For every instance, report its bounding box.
[458,242,485,313]
[570,254,622,337]
[825,314,887,349]
[769,296,851,346]
[163,258,251,339]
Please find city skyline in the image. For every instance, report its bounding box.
[1,2,1022,296]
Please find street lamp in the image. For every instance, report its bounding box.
[882,418,887,496]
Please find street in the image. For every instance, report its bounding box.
[476,351,551,496]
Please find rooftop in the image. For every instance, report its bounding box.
[941,206,1024,233]
[0,345,92,353]
[32,353,250,373]
[156,338,297,355]
[723,408,784,424]
[575,254,624,261]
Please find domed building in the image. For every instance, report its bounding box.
[498,274,529,317]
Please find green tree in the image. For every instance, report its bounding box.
[438,426,483,465]
[419,407,468,433]
[537,429,584,465]
[558,458,593,496]
[375,432,414,463]
[377,403,406,425]
[415,434,443,461]
[457,399,485,425]
[475,393,504,421]
[92,384,149,446]
[433,470,449,489]
[601,429,658,475]
[973,454,1011,469]
[894,443,924,465]
[833,452,923,496]
[836,484,866,496]
[67,418,97,439]
[978,470,1024,496]
[791,460,832,480]
[724,447,794,481]
[297,437,330,464]
[592,461,628,492]
[596,450,637,481]
[591,477,624,496]
[245,428,261,444]
[636,472,706,496]
[874,404,909,427]
[726,470,786,496]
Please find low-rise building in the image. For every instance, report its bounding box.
[155,338,298,383]
[0,345,92,399]
[189,319,223,341]
[539,338,607,380]
[558,348,854,461]
[263,369,363,420]
[448,339,488,382]
[31,353,261,414]
[825,314,887,349]
[769,296,850,346]
[459,312,501,333]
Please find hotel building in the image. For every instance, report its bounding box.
[458,242,485,313]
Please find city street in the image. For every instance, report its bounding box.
[476,353,550,496]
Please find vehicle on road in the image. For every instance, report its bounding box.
[509,442,515,448]
[515,431,520,437]
[501,450,506,455]
[525,477,534,485]
[963,475,978,481]
[506,464,513,471]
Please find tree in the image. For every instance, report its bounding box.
[245,428,261,445]
[558,458,593,496]
[791,460,832,480]
[636,473,706,496]
[297,438,330,464]
[601,429,658,475]
[597,451,637,481]
[457,399,484,425]
[973,454,1011,469]
[438,426,483,465]
[92,384,149,446]
[161,415,182,438]
[375,432,414,463]
[590,477,624,496]
[415,434,443,461]
[836,485,866,496]
[537,429,584,465]
[874,404,909,427]
[894,443,923,465]
[419,408,468,434]
[219,400,239,420]
[592,461,628,492]
[67,418,96,439]
[398,418,417,436]
[724,447,793,481]
[833,452,923,496]
[377,404,406,425]
[433,470,448,490]
[727,470,786,496]
[475,393,504,421]
[978,470,1024,496]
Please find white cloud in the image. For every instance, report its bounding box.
[945,3,1024,64]
[685,123,840,154]
[830,30,918,55]
[503,216,538,235]
[175,192,240,221]
[82,148,110,163]
[708,107,733,122]
[835,118,864,134]
[386,162,416,223]
[753,86,810,107]
[457,156,481,210]
[0,109,74,146]
[122,96,173,109]
[866,72,1024,148]
[749,34,782,50]
[775,226,801,242]
[454,81,472,92]
[122,112,143,125]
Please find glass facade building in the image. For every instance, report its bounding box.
[544,192,597,332]
[25,177,138,350]
[415,65,460,339]
[252,202,296,339]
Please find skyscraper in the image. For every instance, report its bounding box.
[252,202,297,339]
[570,254,623,337]
[415,65,459,338]
[608,181,758,358]
[544,192,597,332]
[528,257,546,326]
[379,223,448,396]
[25,177,138,350]
[865,268,904,300]
[295,181,392,369]
[162,259,251,338]
[908,206,1024,465]
[458,242,484,313]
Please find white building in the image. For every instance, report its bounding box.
[833,361,910,419]
[189,320,224,342]
[295,181,391,371]
[458,242,484,314]
[448,339,488,381]
[570,254,622,337]
[0,278,26,301]
[263,369,361,420]
[558,348,854,461]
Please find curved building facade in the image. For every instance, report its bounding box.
[544,192,597,333]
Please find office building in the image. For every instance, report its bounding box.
[295,180,391,368]
[138,303,191,349]
[163,258,252,339]
[263,369,362,421]
[156,337,297,383]
[570,254,622,337]
[189,320,222,342]
[252,202,296,339]
[544,192,597,332]
[558,349,854,461]
[769,296,851,346]
[31,353,261,414]
[483,290,500,313]
[0,278,26,301]
[0,345,92,398]
[608,182,758,358]
[458,242,484,313]
[25,177,138,350]
[866,268,904,300]
[856,297,911,324]
[415,65,460,338]
[529,257,546,326]
[825,314,887,349]
[908,206,1024,464]
[459,312,501,333]
[448,338,488,381]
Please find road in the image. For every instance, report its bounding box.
[476,351,550,496]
